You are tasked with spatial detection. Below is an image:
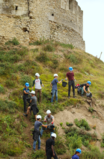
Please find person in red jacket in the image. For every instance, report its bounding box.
[66,67,75,98]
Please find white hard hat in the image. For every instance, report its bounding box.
[54,74,58,77]
[37,115,42,119]
[51,133,57,138]
[46,110,51,114]
[30,90,35,94]
[35,73,40,77]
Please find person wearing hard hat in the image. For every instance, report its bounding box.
[33,115,47,152]
[66,67,75,98]
[46,133,58,159]
[72,148,81,159]
[81,81,92,97]
[32,73,42,103]
[23,90,39,120]
[40,110,54,136]
[51,74,61,103]
[23,82,30,113]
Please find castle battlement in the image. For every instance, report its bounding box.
[0,0,85,50]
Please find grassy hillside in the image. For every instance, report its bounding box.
[0,39,104,159]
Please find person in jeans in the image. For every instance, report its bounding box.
[32,73,42,103]
[46,133,58,159]
[40,110,54,136]
[33,115,47,152]
[23,91,39,120]
[72,148,81,159]
[23,82,30,113]
[51,74,61,103]
[66,67,75,98]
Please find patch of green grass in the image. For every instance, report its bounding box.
[66,122,73,127]
[20,74,33,87]
[55,136,66,155]
[43,45,55,52]
[59,43,74,49]
[5,38,19,45]
[36,52,49,63]
[31,150,45,159]
[29,40,42,45]
[60,122,63,127]
[0,100,18,113]
[88,107,94,113]
[0,85,5,94]
[5,79,16,88]
[74,119,91,131]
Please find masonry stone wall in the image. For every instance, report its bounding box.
[0,0,28,16]
[0,0,85,50]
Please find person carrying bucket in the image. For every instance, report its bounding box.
[51,74,61,103]
[66,67,75,98]
[71,148,81,159]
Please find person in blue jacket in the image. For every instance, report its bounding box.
[51,74,61,103]
[23,82,30,113]
[72,148,81,159]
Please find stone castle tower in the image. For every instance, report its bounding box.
[0,0,85,50]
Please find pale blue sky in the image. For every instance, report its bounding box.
[77,0,104,62]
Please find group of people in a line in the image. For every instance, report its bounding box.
[22,66,91,159]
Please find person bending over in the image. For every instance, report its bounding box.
[81,81,91,96]
[40,110,54,136]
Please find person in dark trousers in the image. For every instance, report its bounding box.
[23,82,30,113]
[51,74,61,103]
[72,148,81,159]
[23,91,39,120]
[32,73,42,103]
[46,133,58,159]
[33,115,47,152]
[66,67,75,98]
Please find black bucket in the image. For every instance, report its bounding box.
[62,81,67,87]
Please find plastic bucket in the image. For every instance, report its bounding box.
[62,81,67,87]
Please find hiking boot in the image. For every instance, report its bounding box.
[73,96,76,98]
[23,113,28,117]
[68,96,70,99]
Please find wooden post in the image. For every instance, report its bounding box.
[99,52,102,59]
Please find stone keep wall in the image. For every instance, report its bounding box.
[0,0,85,50]
[0,15,29,45]
[0,0,28,16]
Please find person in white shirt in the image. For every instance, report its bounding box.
[32,73,42,103]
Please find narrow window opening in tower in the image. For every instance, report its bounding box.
[69,0,73,10]
[15,6,18,11]
[52,13,54,16]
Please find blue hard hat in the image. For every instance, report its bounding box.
[25,82,29,87]
[87,81,91,85]
[76,148,81,154]
[69,67,73,71]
